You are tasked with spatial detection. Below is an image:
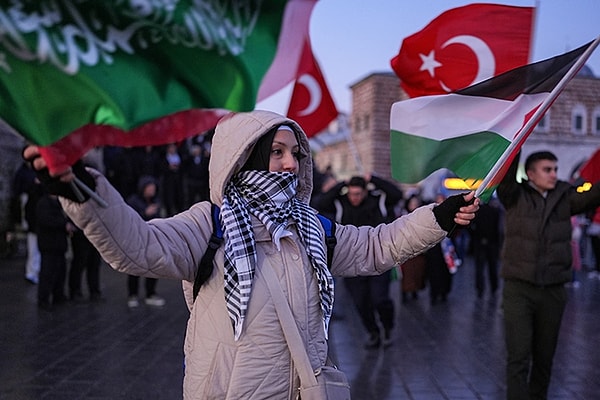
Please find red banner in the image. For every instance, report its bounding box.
[391,3,534,98]
[287,39,338,137]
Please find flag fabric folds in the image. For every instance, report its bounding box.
[286,39,338,137]
[391,3,534,98]
[390,41,595,194]
[579,149,600,183]
[0,0,316,172]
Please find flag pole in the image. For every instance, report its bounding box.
[475,35,600,198]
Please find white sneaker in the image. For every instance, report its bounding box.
[145,295,166,307]
[127,296,140,308]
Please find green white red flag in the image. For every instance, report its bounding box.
[391,3,534,98]
[390,39,600,199]
[0,0,316,172]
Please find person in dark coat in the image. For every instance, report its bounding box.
[12,162,44,283]
[399,194,427,303]
[469,198,502,298]
[425,241,453,305]
[425,194,456,305]
[182,143,210,208]
[69,228,103,302]
[125,175,166,307]
[36,192,76,310]
[314,174,403,348]
[498,151,600,399]
[160,143,184,216]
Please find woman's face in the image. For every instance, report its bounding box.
[268,129,302,174]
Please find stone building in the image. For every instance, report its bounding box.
[0,121,27,256]
[312,67,600,198]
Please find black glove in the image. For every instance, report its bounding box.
[432,193,472,234]
[23,149,96,203]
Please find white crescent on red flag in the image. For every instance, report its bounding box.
[287,39,338,137]
[391,3,534,98]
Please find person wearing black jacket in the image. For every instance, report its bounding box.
[314,174,403,348]
[469,198,502,299]
[125,175,166,308]
[36,191,76,310]
[498,151,600,400]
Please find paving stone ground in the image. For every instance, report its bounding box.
[1,250,599,399]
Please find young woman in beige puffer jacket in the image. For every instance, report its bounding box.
[24,110,479,399]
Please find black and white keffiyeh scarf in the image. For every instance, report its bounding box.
[221,170,335,340]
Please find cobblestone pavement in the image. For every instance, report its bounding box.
[1,251,599,399]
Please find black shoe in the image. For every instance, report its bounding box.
[364,332,381,349]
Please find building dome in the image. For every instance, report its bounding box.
[577,64,596,77]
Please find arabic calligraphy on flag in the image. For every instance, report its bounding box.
[391,3,534,98]
[0,0,316,172]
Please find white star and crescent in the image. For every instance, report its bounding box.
[418,35,496,92]
[296,73,322,116]
[419,50,442,77]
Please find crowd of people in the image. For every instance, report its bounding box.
[10,134,213,310]
[11,109,600,399]
[22,110,480,399]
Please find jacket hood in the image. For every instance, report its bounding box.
[137,175,157,195]
[209,110,313,207]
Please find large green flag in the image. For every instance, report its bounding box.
[0,0,314,171]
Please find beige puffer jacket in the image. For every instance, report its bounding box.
[61,110,447,399]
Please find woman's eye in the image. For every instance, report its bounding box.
[294,152,307,160]
[271,149,283,156]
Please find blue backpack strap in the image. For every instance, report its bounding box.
[317,214,337,268]
[193,204,223,300]
[193,208,337,300]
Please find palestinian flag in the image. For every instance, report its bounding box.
[0,0,315,172]
[390,40,598,197]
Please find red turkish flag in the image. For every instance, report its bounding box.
[287,39,338,137]
[580,149,600,183]
[391,3,534,98]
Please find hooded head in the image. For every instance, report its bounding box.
[136,175,157,198]
[209,110,313,206]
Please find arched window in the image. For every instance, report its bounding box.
[571,104,587,135]
[593,106,600,136]
[535,112,550,133]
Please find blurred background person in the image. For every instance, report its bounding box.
[399,194,427,303]
[314,174,403,348]
[36,190,76,310]
[125,175,166,308]
[469,197,502,299]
